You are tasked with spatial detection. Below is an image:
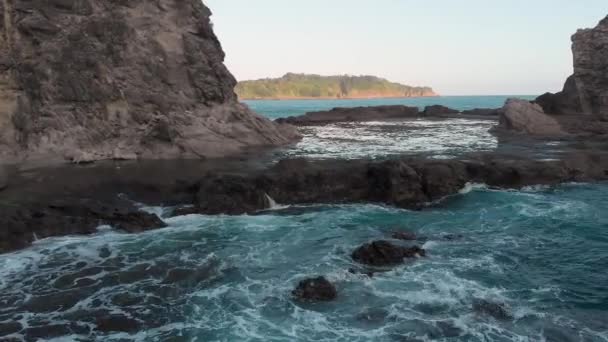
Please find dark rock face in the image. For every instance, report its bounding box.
[351,240,426,266]
[535,16,608,119]
[0,199,166,253]
[423,105,459,116]
[292,277,338,302]
[0,166,7,191]
[276,105,420,126]
[0,0,298,164]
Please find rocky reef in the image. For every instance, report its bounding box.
[536,15,608,119]
[3,152,608,253]
[0,0,298,164]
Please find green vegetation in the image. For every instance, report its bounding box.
[235,73,436,99]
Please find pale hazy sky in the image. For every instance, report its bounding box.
[204,0,607,95]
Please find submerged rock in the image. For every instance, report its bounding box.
[0,0,298,164]
[95,315,141,333]
[351,240,426,266]
[496,99,564,136]
[391,231,417,241]
[472,299,513,320]
[292,276,337,302]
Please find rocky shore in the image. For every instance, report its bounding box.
[2,151,608,254]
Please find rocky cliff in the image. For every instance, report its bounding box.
[0,0,298,164]
[536,16,608,119]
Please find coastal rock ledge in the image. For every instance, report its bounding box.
[0,0,298,164]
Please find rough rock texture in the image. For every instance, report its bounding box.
[276,105,420,126]
[0,0,298,164]
[496,99,564,136]
[461,108,502,116]
[0,199,166,253]
[535,16,608,119]
[351,241,426,266]
[3,152,608,254]
[292,277,337,302]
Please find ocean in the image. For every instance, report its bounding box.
[1,96,607,342]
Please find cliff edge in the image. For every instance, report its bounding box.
[536,16,608,120]
[0,0,298,164]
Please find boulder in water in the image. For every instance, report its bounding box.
[496,99,565,136]
[292,276,337,302]
[351,240,426,266]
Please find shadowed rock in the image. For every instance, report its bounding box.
[292,276,337,302]
[391,231,417,241]
[352,240,426,266]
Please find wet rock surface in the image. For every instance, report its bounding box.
[292,276,338,302]
[472,299,513,320]
[2,151,608,253]
[351,240,426,266]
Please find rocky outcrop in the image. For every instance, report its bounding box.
[276,105,420,126]
[0,0,298,164]
[3,152,608,253]
[292,277,337,302]
[0,165,7,191]
[351,240,425,266]
[0,199,166,253]
[535,16,608,119]
[496,99,564,136]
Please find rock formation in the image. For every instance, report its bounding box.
[276,105,421,126]
[0,0,298,164]
[495,99,564,136]
[351,240,425,266]
[292,277,337,302]
[536,15,608,119]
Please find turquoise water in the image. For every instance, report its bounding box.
[245,96,537,120]
[1,183,607,341]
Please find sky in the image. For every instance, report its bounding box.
[204,0,607,96]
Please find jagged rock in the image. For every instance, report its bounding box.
[423,105,459,116]
[351,240,426,266]
[292,276,337,302]
[0,199,167,253]
[276,105,420,126]
[496,99,565,136]
[535,16,608,119]
[0,0,299,164]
